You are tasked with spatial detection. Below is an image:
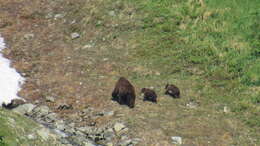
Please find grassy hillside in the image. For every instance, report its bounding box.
[0,108,61,146]
[77,0,260,128]
[127,0,260,127]
[76,0,260,141]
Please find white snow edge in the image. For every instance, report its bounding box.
[0,34,25,106]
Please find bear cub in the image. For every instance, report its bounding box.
[112,77,136,108]
[141,88,157,103]
[165,84,180,98]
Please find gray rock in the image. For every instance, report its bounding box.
[71,32,80,39]
[114,123,126,133]
[224,106,230,113]
[119,139,132,146]
[104,111,114,116]
[37,128,50,141]
[77,126,93,134]
[103,130,115,141]
[64,126,76,134]
[56,103,73,110]
[96,20,102,26]
[46,96,55,102]
[24,33,34,40]
[108,11,116,16]
[106,142,113,146]
[60,137,70,144]
[83,141,96,146]
[131,138,141,145]
[171,136,182,145]
[186,102,199,109]
[54,14,65,19]
[155,72,161,76]
[53,129,68,138]
[69,135,95,146]
[54,120,66,131]
[12,103,36,115]
[46,113,58,122]
[33,105,50,115]
[27,133,36,140]
[45,13,53,19]
[82,44,93,49]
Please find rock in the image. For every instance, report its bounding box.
[131,138,141,145]
[82,44,93,49]
[108,11,116,16]
[68,122,75,127]
[46,96,55,102]
[186,101,199,109]
[56,103,73,110]
[24,33,34,40]
[60,137,70,144]
[96,20,102,26]
[46,13,53,19]
[37,128,50,141]
[83,140,96,146]
[77,126,93,134]
[155,72,161,76]
[27,133,36,140]
[69,135,95,146]
[106,142,113,146]
[33,105,50,115]
[103,58,109,61]
[2,99,25,109]
[54,120,66,131]
[171,136,182,145]
[114,123,126,133]
[12,103,36,115]
[224,106,230,113]
[53,129,68,138]
[71,32,80,39]
[54,14,64,19]
[64,126,76,134]
[103,130,115,141]
[119,139,132,146]
[45,113,58,122]
[97,111,114,117]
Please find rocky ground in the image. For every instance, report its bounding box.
[9,102,139,146]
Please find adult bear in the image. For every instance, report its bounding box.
[112,77,136,108]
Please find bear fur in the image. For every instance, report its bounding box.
[112,77,136,108]
[165,84,180,98]
[141,88,157,103]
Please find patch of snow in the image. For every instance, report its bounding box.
[0,34,25,106]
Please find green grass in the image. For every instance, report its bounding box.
[66,0,260,143]
[130,0,259,85]
[0,109,60,146]
[80,0,260,132]
[122,0,260,127]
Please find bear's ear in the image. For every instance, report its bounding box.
[141,88,145,93]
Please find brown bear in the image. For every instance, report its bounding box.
[112,77,136,108]
[141,88,157,103]
[2,99,25,109]
[165,84,180,98]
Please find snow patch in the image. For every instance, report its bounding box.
[0,34,25,106]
